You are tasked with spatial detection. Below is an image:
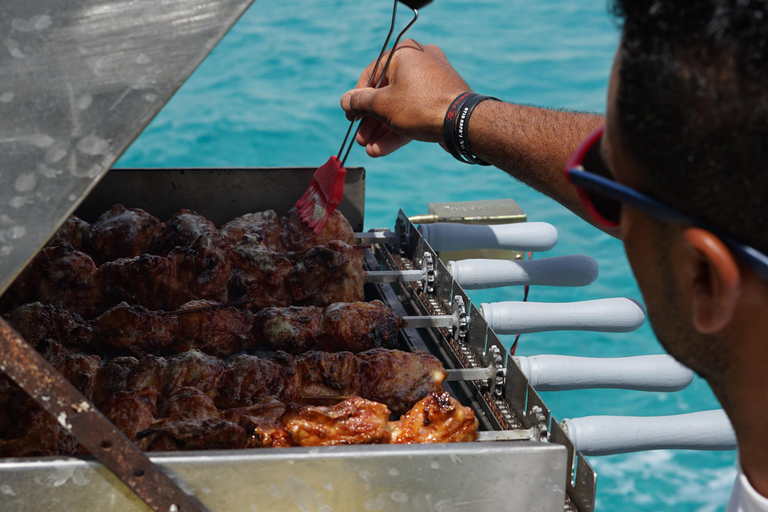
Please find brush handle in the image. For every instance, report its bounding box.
[562,410,737,456]
[515,354,693,392]
[448,255,598,289]
[398,0,433,8]
[419,222,558,252]
[480,298,646,334]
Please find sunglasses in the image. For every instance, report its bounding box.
[564,125,768,281]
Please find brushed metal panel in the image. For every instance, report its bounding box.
[0,442,567,512]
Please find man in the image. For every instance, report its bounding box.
[339,1,768,509]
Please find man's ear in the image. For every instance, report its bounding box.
[682,228,741,333]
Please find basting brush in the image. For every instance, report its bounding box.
[295,0,432,233]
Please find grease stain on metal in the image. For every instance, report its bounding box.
[3,39,25,59]
[9,196,26,208]
[14,172,36,192]
[11,15,52,32]
[39,164,63,177]
[387,467,400,477]
[0,484,15,496]
[27,133,55,148]
[267,484,284,499]
[430,461,440,469]
[0,92,14,103]
[76,134,108,155]
[363,494,387,511]
[136,53,152,65]
[76,95,93,110]
[45,144,68,164]
[390,491,408,503]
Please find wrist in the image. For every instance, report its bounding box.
[442,92,500,165]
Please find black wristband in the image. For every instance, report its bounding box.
[443,92,476,164]
[455,94,499,165]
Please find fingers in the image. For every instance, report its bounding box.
[358,119,412,157]
[341,87,385,122]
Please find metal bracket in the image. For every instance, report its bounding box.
[451,294,467,342]
[395,216,409,256]
[530,405,549,442]
[422,252,436,294]
[487,345,505,398]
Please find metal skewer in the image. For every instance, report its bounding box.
[337,2,421,166]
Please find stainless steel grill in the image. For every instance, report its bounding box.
[0,167,594,512]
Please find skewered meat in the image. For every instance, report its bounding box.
[45,205,355,261]
[286,241,365,308]
[6,300,402,356]
[221,210,283,250]
[2,346,445,413]
[46,215,91,252]
[0,388,475,456]
[88,205,164,265]
[141,391,476,451]
[390,391,480,444]
[278,207,356,252]
[108,348,444,413]
[2,239,364,317]
[151,209,219,256]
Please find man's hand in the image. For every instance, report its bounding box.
[340,39,470,157]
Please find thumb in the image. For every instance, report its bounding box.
[341,87,382,119]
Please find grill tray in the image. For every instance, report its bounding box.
[0,168,592,512]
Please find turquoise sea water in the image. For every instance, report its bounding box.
[116,1,737,510]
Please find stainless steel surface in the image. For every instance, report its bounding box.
[74,168,366,229]
[0,0,255,296]
[366,269,425,283]
[478,429,535,442]
[356,231,398,242]
[0,443,567,512]
[403,315,455,328]
[445,365,495,382]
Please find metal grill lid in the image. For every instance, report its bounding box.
[0,0,255,296]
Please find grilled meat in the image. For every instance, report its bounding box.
[0,345,444,414]
[0,388,476,456]
[142,391,475,451]
[2,239,363,317]
[6,300,402,356]
[45,205,355,261]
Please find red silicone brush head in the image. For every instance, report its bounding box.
[295,156,347,234]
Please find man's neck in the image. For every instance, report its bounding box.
[717,313,768,498]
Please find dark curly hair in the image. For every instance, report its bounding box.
[610,0,768,254]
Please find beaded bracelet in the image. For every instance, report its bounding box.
[443,92,499,165]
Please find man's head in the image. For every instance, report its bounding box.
[600,0,768,385]
[610,0,768,253]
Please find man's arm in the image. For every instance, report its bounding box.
[340,40,611,234]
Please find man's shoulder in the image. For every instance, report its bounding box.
[728,463,768,512]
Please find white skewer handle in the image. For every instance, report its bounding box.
[418,222,558,252]
[480,298,646,334]
[448,255,598,289]
[562,410,737,456]
[515,354,693,392]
